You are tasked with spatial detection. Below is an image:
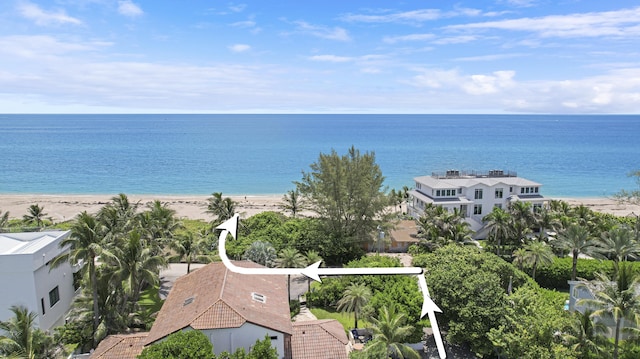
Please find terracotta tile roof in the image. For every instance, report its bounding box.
[90,333,147,359]
[291,320,349,359]
[145,261,292,345]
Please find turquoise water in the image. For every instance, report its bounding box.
[0,114,638,197]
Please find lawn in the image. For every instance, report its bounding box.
[310,307,370,330]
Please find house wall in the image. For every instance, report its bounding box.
[200,322,288,359]
[0,232,76,331]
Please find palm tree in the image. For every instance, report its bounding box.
[561,309,608,359]
[521,240,554,281]
[206,192,237,222]
[365,306,420,359]
[49,211,106,347]
[535,206,561,239]
[108,231,167,307]
[337,283,371,329]
[512,248,527,271]
[275,248,306,301]
[99,194,140,243]
[280,189,306,218]
[0,209,9,230]
[595,225,640,272]
[0,305,50,359]
[304,250,323,298]
[483,207,512,256]
[243,241,277,267]
[554,224,598,281]
[509,201,535,243]
[169,231,211,274]
[579,263,640,359]
[140,200,182,244]
[22,204,47,228]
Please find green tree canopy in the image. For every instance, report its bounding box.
[296,146,388,264]
[137,330,214,359]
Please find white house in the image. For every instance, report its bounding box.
[0,230,79,331]
[408,170,546,236]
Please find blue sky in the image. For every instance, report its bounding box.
[1,0,639,114]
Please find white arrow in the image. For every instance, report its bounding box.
[216,214,446,359]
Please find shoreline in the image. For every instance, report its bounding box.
[1,194,639,223]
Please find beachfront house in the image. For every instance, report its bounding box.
[92,261,349,359]
[363,220,420,253]
[0,230,79,331]
[408,170,546,237]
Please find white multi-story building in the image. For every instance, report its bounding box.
[408,170,546,235]
[0,231,79,331]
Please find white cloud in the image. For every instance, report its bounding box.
[229,44,251,52]
[118,0,144,18]
[454,53,525,62]
[462,70,515,95]
[17,1,82,26]
[293,21,350,41]
[341,9,442,23]
[382,33,434,44]
[229,4,247,13]
[309,55,353,63]
[446,6,640,38]
[0,35,111,59]
[433,35,478,44]
[231,20,256,28]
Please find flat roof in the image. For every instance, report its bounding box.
[0,231,69,255]
[414,175,541,189]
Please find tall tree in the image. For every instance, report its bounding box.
[304,250,323,300]
[139,200,182,248]
[108,231,167,307]
[561,309,608,359]
[49,211,107,347]
[280,189,306,218]
[337,283,372,329]
[554,224,598,281]
[274,248,306,300]
[364,306,420,359]
[0,209,9,230]
[483,206,512,256]
[0,305,51,359]
[206,192,237,223]
[521,240,554,281]
[595,225,640,272]
[579,263,640,359]
[23,204,47,228]
[169,231,211,274]
[296,147,388,260]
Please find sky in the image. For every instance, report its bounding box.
[0,0,639,114]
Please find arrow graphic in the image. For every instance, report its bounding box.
[216,214,446,358]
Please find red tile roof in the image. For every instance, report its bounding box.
[90,333,147,359]
[291,320,349,359]
[145,261,292,345]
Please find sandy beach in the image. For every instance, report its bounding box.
[1,194,639,223]
[0,194,285,222]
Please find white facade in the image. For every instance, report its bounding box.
[409,170,546,236]
[0,231,78,331]
[198,322,287,358]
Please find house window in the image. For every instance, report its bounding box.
[475,189,483,200]
[494,204,502,209]
[473,205,482,215]
[534,187,539,193]
[49,286,60,307]
[436,190,441,196]
[520,188,525,194]
[458,188,462,194]
[41,298,45,315]
[495,188,503,199]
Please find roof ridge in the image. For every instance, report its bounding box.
[93,336,126,358]
[219,265,229,300]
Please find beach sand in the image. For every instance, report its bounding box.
[1,194,639,223]
[0,194,284,222]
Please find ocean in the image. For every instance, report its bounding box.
[0,114,638,198]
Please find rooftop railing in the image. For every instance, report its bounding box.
[431,169,517,179]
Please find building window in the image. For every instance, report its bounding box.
[49,286,60,307]
[494,204,502,209]
[41,298,45,315]
[475,189,483,200]
[520,188,525,194]
[436,190,441,197]
[534,187,539,193]
[495,188,503,199]
[474,205,482,215]
[458,188,462,194]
